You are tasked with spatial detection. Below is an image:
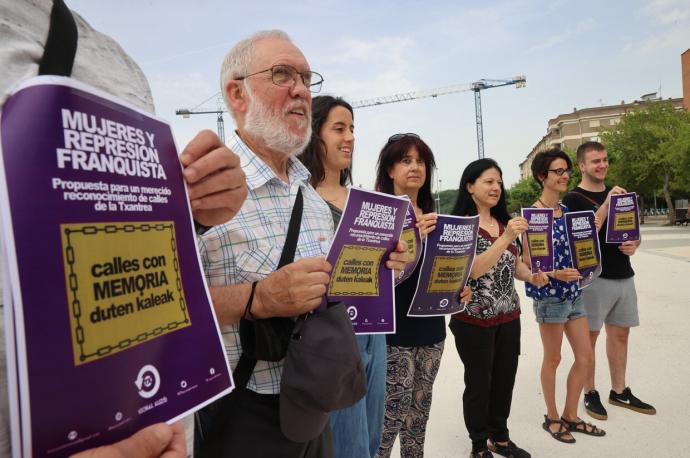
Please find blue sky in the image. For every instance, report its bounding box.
[70,0,689,189]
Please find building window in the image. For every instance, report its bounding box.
[590,136,599,142]
[589,119,600,128]
[610,118,620,125]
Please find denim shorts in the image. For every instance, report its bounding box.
[533,295,586,324]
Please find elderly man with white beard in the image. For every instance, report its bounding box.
[196,30,409,458]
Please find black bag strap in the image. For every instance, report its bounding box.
[39,0,78,76]
[234,186,305,387]
[195,187,307,453]
[277,187,303,268]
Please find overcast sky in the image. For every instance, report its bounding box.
[69,0,689,190]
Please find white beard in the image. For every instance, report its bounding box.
[244,85,312,157]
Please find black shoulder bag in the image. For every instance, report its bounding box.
[195,188,304,456]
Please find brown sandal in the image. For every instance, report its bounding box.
[561,417,606,437]
[542,415,575,443]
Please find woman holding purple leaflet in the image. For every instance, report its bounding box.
[450,158,546,458]
[373,133,471,458]
[298,95,387,458]
[527,148,605,445]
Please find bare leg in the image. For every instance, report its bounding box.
[538,322,569,437]
[562,317,594,421]
[605,324,629,393]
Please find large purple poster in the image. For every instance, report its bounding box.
[0,77,232,457]
[606,192,640,243]
[325,188,407,334]
[408,215,479,316]
[395,202,422,285]
[522,207,554,273]
[564,211,602,288]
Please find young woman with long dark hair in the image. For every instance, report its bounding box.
[297,95,386,458]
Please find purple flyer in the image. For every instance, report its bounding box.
[565,211,602,288]
[522,207,554,273]
[407,215,479,317]
[606,192,640,243]
[395,202,422,285]
[0,77,232,457]
[325,187,407,334]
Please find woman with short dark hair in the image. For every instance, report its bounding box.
[527,148,605,445]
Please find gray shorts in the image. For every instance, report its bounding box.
[581,276,639,331]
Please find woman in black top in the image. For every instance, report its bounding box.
[373,134,470,458]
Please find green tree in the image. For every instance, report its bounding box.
[506,177,540,214]
[600,102,690,223]
[437,189,458,214]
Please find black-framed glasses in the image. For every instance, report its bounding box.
[387,133,420,143]
[236,64,324,93]
[548,168,571,176]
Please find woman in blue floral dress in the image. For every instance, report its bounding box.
[526,149,605,444]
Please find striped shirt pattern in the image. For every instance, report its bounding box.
[198,131,333,394]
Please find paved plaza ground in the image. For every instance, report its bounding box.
[393,217,690,457]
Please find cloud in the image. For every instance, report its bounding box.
[528,18,599,52]
[148,71,219,115]
[317,35,418,100]
[642,0,690,24]
[629,0,690,53]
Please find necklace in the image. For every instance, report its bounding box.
[481,216,495,227]
[538,198,559,210]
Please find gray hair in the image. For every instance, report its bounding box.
[220,30,292,120]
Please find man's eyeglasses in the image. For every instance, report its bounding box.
[548,168,571,176]
[236,64,324,93]
[387,133,420,143]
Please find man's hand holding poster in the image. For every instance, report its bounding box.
[606,192,640,243]
[565,211,602,288]
[407,215,479,317]
[0,77,232,457]
[522,208,554,273]
[325,188,408,334]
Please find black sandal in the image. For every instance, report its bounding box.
[561,417,606,437]
[542,415,575,444]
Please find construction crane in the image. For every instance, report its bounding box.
[175,93,227,142]
[176,76,526,157]
[352,76,526,158]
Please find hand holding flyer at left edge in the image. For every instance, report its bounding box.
[180,129,247,227]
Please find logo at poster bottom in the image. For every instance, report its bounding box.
[347,306,358,320]
[135,364,161,399]
[439,298,449,308]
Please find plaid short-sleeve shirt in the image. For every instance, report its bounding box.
[198,131,333,394]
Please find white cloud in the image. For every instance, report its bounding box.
[642,0,690,25]
[528,17,599,52]
[628,0,690,54]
